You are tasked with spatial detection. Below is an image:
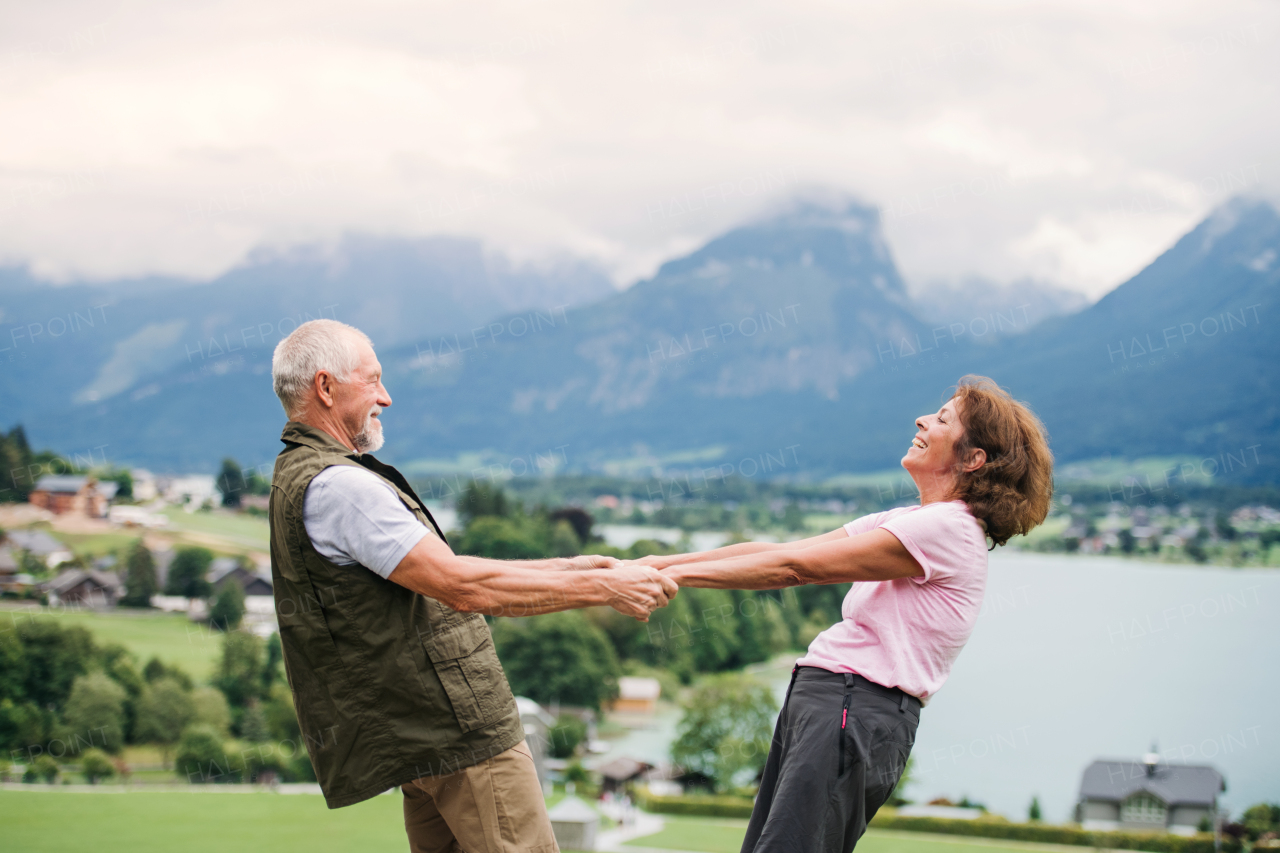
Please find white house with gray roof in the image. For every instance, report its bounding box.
[1076,752,1223,836]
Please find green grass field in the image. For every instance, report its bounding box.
[626,816,1067,853]
[1,607,223,681]
[0,790,405,853]
[0,792,1068,853]
[161,507,271,551]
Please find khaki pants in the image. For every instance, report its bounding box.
[402,741,559,853]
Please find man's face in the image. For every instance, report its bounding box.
[333,340,392,453]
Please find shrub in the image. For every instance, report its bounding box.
[80,748,116,783]
[636,790,756,818]
[866,815,1243,853]
[25,754,60,784]
[174,724,238,784]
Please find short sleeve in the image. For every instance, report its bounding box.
[303,466,430,579]
[843,510,889,538]
[880,503,975,586]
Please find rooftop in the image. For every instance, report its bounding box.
[1079,759,1224,806]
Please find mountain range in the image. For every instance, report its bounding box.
[2,196,1276,484]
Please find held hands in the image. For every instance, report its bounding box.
[599,565,679,622]
[564,554,622,571]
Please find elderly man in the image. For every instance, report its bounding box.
[268,319,676,853]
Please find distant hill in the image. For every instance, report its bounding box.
[0,235,614,469]
[3,197,1277,484]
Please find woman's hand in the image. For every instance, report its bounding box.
[631,553,674,570]
[565,554,621,571]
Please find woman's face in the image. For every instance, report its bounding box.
[902,397,969,491]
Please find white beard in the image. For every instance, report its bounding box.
[353,409,385,453]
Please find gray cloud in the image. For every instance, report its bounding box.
[0,0,1275,297]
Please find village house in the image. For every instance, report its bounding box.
[611,676,661,714]
[5,529,74,568]
[0,547,35,594]
[43,568,123,607]
[1076,752,1224,836]
[28,475,118,517]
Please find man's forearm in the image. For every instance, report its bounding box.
[457,555,572,571]
[399,560,611,615]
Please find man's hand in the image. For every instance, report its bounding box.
[565,554,621,571]
[599,566,678,621]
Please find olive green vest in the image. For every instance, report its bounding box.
[269,422,523,808]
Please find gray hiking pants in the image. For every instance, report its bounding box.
[741,666,921,853]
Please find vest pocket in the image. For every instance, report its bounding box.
[423,622,509,733]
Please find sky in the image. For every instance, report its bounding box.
[1,0,1277,297]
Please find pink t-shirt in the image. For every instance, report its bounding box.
[794,500,988,704]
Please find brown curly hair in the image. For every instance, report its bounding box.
[948,375,1054,547]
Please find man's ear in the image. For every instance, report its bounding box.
[313,370,337,409]
[964,447,987,473]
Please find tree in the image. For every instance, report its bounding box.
[80,748,116,783]
[99,469,133,499]
[888,756,914,806]
[174,724,236,783]
[492,611,621,710]
[118,540,157,607]
[262,633,283,692]
[548,713,588,759]
[135,678,196,763]
[209,582,245,631]
[217,458,246,508]
[165,547,213,597]
[142,657,193,691]
[238,701,269,742]
[457,480,509,524]
[64,672,127,753]
[213,630,265,709]
[1029,795,1042,821]
[262,683,301,742]
[14,619,96,711]
[1242,803,1280,840]
[453,516,547,560]
[191,687,231,736]
[671,673,777,793]
[549,519,582,557]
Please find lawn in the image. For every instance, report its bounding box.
[161,507,271,551]
[0,792,1071,853]
[0,790,406,853]
[1,607,223,681]
[626,816,1071,853]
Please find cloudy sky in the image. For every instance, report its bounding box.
[2,0,1276,296]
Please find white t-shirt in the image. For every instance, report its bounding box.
[302,466,431,578]
[794,500,989,704]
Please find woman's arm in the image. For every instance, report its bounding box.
[635,528,850,569]
[663,528,923,590]
[456,554,620,571]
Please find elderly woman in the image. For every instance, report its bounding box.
[636,375,1054,853]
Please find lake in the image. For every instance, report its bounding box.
[593,553,1277,823]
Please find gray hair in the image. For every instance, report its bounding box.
[272,319,373,418]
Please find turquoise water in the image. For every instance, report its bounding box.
[904,553,1276,821]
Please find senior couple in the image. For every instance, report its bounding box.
[267,319,1054,853]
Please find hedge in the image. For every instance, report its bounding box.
[636,791,756,818]
[636,793,1241,853]
[868,815,1241,853]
